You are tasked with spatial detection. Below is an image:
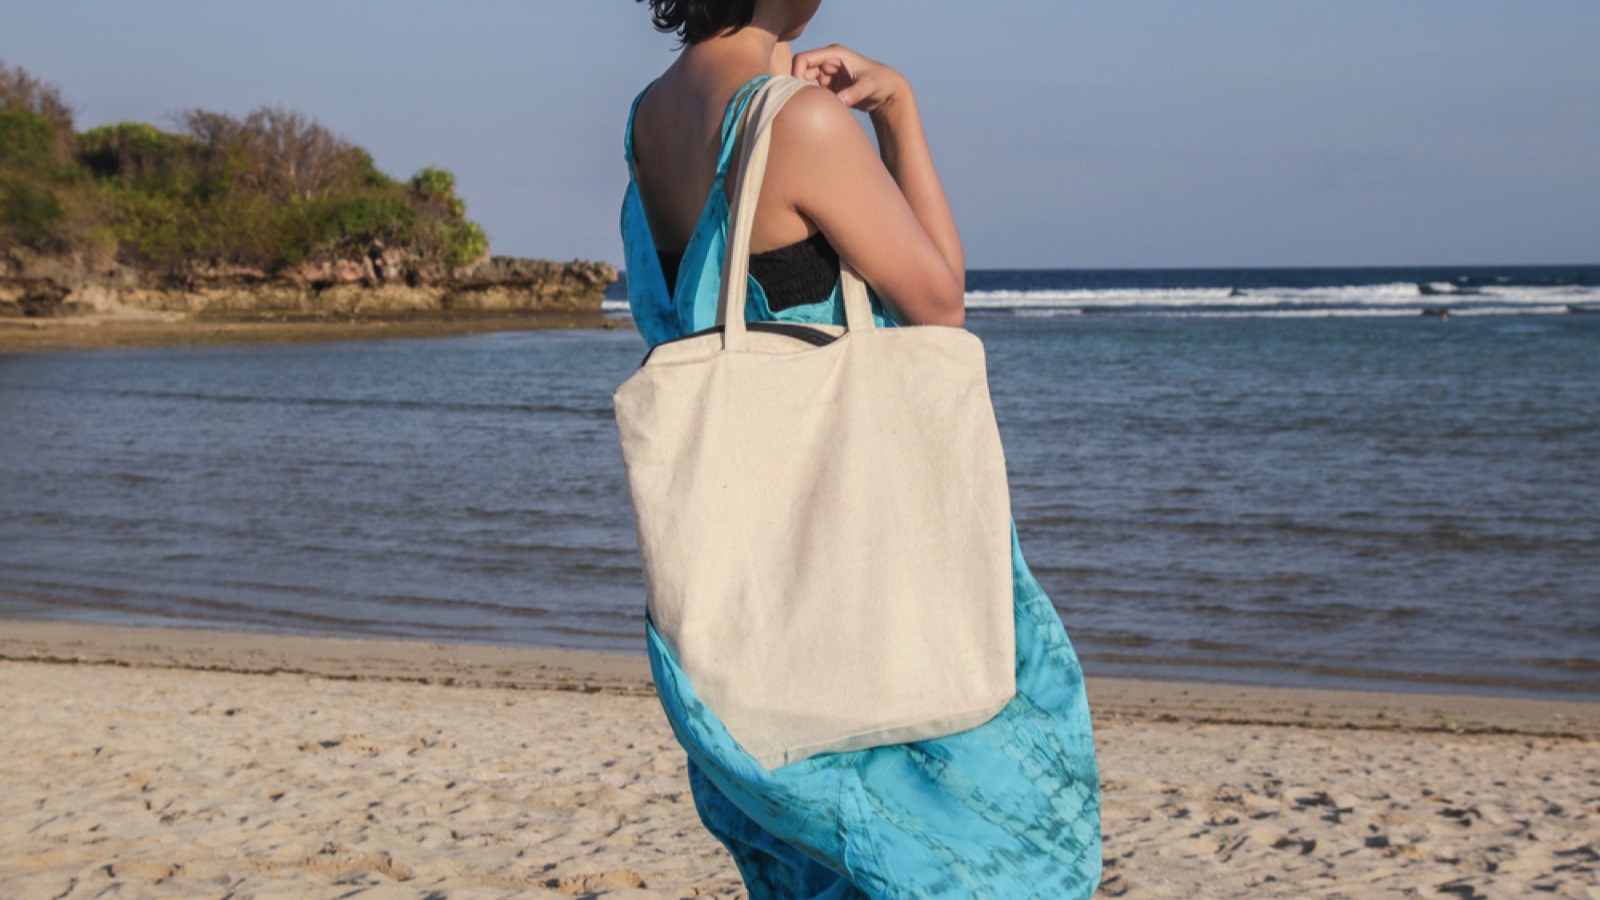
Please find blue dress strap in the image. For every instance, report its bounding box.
[715,75,771,177]
[623,78,657,170]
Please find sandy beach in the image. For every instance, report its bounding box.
[0,621,1594,898]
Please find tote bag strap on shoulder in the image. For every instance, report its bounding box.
[614,74,1017,771]
[718,76,874,351]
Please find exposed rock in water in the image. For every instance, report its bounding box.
[0,249,618,320]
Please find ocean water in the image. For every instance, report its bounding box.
[3,265,1597,700]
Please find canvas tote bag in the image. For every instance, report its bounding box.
[613,75,1015,770]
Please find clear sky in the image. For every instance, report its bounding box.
[5,0,1597,269]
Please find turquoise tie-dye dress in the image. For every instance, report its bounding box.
[620,75,1102,899]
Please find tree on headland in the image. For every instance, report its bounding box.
[0,64,73,126]
[0,62,82,255]
[408,166,489,268]
[0,59,490,277]
[175,107,370,203]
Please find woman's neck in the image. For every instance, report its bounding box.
[673,25,785,82]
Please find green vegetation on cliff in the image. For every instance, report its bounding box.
[0,60,489,274]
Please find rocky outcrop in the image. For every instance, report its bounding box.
[0,247,617,320]
[439,257,618,313]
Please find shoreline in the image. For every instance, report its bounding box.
[3,618,1593,738]
[0,309,627,355]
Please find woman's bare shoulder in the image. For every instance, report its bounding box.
[764,82,883,193]
[769,82,864,147]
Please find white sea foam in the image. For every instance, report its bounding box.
[962,282,1600,316]
[1164,305,1573,319]
[964,287,1236,309]
[604,282,1599,317]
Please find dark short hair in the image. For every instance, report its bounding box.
[639,0,756,45]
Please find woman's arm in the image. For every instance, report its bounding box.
[868,87,965,300]
[794,46,964,299]
[777,46,965,326]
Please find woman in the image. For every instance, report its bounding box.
[621,1,1102,896]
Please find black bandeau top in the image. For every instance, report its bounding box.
[658,231,841,313]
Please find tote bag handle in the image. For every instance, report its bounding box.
[716,76,875,351]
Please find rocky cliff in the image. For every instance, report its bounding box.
[0,249,617,320]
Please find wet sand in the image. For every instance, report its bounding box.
[0,310,622,355]
[1,620,1595,898]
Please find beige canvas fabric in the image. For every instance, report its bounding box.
[613,75,1016,769]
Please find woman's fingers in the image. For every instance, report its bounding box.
[834,73,873,109]
[792,45,863,86]
[792,45,900,112]
[791,44,853,71]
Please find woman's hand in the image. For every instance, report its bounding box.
[790,45,909,117]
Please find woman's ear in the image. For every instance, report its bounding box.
[770,42,794,76]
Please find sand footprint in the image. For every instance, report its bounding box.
[544,869,649,893]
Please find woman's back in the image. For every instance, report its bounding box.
[630,65,817,260]
[621,71,899,345]
[625,28,969,333]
